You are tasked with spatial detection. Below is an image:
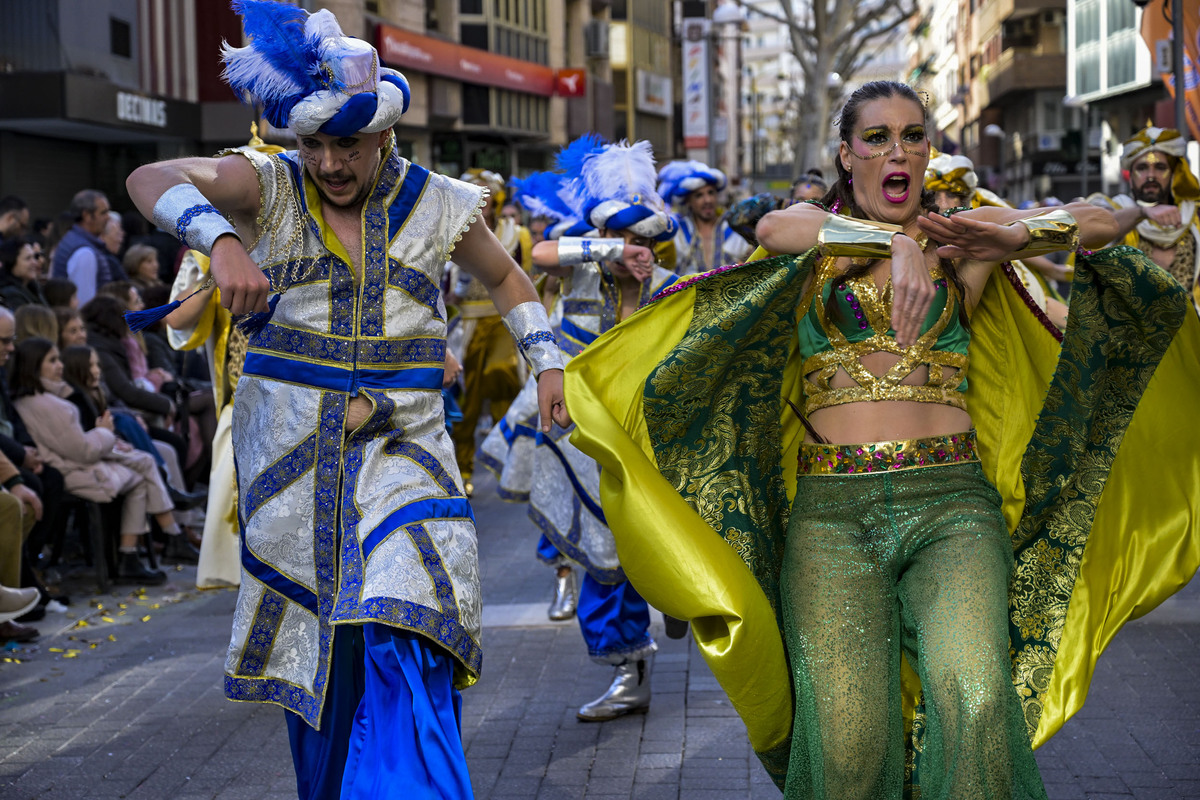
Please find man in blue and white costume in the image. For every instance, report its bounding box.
[524,136,680,720]
[125,3,566,798]
[657,159,752,274]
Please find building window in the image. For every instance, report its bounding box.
[110,17,132,58]
[463,84,490,125]
[461,0,483,14]
[461,23,489,50]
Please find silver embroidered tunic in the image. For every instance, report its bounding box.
[223,145,486,727]
[527,263,679,583]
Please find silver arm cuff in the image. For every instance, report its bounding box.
[556,237,625,265]
[152,183,240,255]
[503,301,565,376]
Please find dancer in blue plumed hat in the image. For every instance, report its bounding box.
[125,3,568,797]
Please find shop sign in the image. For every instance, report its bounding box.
[116,92,167,128]
[681,18,710,149]
[376,24,554,97]
[556,68,587,97]
[636,70,671,117]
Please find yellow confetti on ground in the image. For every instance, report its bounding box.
[149,604,160,610]
[107,635,116,642]
[63,652,78,658]
[48,647,64,653]
[89,643,98,649]
[3,657,20,663]
[118,604,127,609]
[101,616,114,623]
[73,620,88,628]
[141,615,151,622]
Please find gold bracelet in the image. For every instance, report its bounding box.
[1012,209,1079,255]
[816,215,903,260]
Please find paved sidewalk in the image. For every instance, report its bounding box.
[0,470,1197,799]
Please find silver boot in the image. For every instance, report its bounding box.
[548,567,578,620]
[576,657,652,722]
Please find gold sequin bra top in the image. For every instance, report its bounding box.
[795,255,971,416]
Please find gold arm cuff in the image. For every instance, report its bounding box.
[817,215,904,259]
[1013,209,1079,255]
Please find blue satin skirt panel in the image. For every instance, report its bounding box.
[286,623,472,800]
[576,572,654,664]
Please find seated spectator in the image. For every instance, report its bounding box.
[0,236,49,309]
[100,282,215,481]
[14,305,56,344]
[61,345,204,523]
[123,245,164,294]
[43,279,78,310]
[55,307,87,351]
[101,212,126,282]
[10,339,190,583]
[50,190,124,305]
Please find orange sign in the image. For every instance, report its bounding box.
[556,69,587,97]
[1141,2,1200,140]
[376,24,555,97]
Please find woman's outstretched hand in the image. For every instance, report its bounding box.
[890,234,936,349]
[916,211,1029,263]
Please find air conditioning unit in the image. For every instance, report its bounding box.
[584,21,609,59]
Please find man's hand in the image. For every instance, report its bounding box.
[1143,204,1183,229]
[536,369,570,432]
[620,244,655,282]
[211,235,271,315]
[22,447,42,475]
[443,350,463,389]
[10,484,42,521]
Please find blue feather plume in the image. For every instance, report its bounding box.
[222,1,327,125]
[554,134,606,180]
[511,171,574,222]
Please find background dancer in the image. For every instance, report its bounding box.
[124,3,566,797]
[657,160,751,274]
[446,169,532,497]
[527,136,678,721]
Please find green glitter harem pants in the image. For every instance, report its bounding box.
[781,454,1048,800]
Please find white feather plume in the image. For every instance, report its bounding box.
[572,140,665,218]
[220,40,306,104]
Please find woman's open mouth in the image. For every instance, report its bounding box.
[882,173,910,204]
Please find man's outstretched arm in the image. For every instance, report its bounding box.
[127,155,271,315]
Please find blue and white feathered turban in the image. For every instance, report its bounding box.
[510,171,593,240]
[656,160,727,205]
[557,135,676,242]
[221,1,410,137]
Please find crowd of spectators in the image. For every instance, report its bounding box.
[0,190,210,643]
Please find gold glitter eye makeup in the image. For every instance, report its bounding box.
[851,125,930,159]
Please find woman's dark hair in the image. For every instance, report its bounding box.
[61,345,106,413]
[0,235,40,273]
[43,278,77,309]
[819,80,970,328]
[81,294,130,340]
[10,337,56,398]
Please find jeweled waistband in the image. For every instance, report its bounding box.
[799,430,979,476]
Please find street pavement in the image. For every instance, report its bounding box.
[0,468,1197,799]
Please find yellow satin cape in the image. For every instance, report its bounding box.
[566,245,1200,788]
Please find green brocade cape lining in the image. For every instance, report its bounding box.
[567,245,1197,792]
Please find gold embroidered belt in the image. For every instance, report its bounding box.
[799,430,979,476]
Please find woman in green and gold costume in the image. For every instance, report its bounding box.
[565,81,1200,799]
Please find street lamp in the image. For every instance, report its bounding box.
[984,123,1006,195]
[1063,95,1089,197]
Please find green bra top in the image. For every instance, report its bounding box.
[795,255,971,415]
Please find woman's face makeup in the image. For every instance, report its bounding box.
[839,96,930,225]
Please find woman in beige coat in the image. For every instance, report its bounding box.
[11,338,181,585]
